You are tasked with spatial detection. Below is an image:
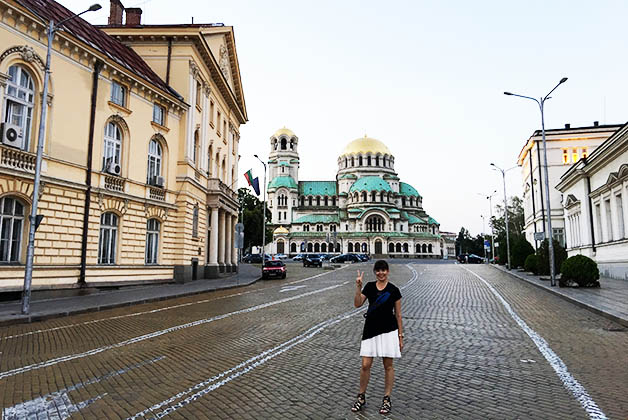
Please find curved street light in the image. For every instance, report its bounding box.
[504,77,568,286]
[478,190,497,262]
[22,4,102,315]
[490,164,517,270]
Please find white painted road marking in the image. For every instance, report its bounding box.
[279,285,307,293]
[461,266,608,420]
[2,356,164,420]
[0,281,348,380]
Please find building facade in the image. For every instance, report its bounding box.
[556,123,628,280]
[517,123,621,250]
[0,0,246,292]
[266,129,443,258]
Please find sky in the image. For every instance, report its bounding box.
[63,0,628,236]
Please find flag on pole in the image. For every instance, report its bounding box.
[252,177,261,196]
[244,169,254,186]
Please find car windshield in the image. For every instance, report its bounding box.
[264,261,284,267]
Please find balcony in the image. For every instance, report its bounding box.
[207,177,238,202]
[104,175,125,192]
[149,187,165,201]
[0,145,36,172]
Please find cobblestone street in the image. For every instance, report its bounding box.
[1,261,627,419]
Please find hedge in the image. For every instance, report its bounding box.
[560,255,600,287]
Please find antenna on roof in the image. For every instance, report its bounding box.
[191,16,194,24]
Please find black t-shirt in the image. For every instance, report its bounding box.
[361,281,402,340]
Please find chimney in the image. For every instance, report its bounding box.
[108,0,124,25]
[593,121,599,127]
[564,123,571,129]
[125,8,142,26]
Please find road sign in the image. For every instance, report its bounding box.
[484,240,490,249]
[235,223,244,233]
[235,232,244,249]
[534,232,545,241]
[494,242,499,248]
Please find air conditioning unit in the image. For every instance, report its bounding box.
[105,159,121,176]
[152,176,165,187]
[0,123,24,149]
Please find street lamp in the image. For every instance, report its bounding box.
[478,190,497,262]
[504,77,568,286]
[490,164,517,270]
[253,154,267,265]
[22,3,102,315]
[480,214,487,263]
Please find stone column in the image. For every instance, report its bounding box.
[218,209,226,272]
[622,183,628,239]
[186,61,198,161]
[232,216,238,267]
[225,213,232,272]
[205,207,220,278]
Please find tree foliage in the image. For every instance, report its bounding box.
[490,196,525,265]
[238,188,272,252]
[511,236,535,269]
[455,227,487,257]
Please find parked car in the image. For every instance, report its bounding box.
[466,254,484,264]
[330,253,361,263]
[243,254,263,263]
[292,254,304,261]
[320,254,333,261]
[303,253,323,267]
[262,260,286,279]
[357,254,370,262]
[274,254,288,260]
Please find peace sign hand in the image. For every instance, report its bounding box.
[356,270,364,289]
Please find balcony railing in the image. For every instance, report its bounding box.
[104,175,125,192]
[208,178,237,201]
[0,145,36,172]
[149,187,165,201]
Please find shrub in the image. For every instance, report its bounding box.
[511,237,535,269]
[524,254,539,275]
[560,255,600,287]
[537,239,568,276]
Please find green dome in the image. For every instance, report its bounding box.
[399,182,421,197]
[268,176,298,190]
[349,176,392,193]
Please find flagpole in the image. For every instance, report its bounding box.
[253,156,267,264]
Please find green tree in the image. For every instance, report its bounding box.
[238,188,272,252]
[491,196,525,265]
[455,227,485,256]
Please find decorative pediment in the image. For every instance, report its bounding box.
[98,194,128,215]
[0,45,46,71]
[564,194,580,209]
[617,163,628,180]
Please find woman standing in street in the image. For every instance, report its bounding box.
[351,260,403,415]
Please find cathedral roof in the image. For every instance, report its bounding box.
[428,217,439,225]
[273,127,296,138]
[293,214,340,224]
[401,211,426,224]
[399,182,421,197]
[268,176,298,190]
[273,226,290,234]
[349,176,393,193]
[299,181,337,196]
[340,136,392,156]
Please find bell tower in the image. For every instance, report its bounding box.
[267,128,299,225]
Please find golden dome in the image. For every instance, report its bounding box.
[273,226,290,235]
[341,135,391,156]
[273,127,296,138]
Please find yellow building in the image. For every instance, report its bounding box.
[0,0,247,293]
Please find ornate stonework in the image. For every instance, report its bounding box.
[189,60,200,79]
[0,45,46,71]
[219,43,230,82]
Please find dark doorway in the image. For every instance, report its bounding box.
[375,240,382,254]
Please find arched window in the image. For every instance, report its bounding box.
[308,196,313,206]
[415,244,420,253]
[403,243,409,253]
[193,130,200,166]
[371,191,376,201]
[335,243,341,252]
[192,205,199,238]
[348,242,353,252]
[303,224,310,232]
[281,138,287,150]
[367,156,371,166]
[300,196,305,206]
[307,243,313,252]
[428,244,433,253]
[321,243,327,252]
[316,224,323,232]
[359,156,363,166]
[422,244,427,253]
[383,157,387,167]
[401,197,406,206]
[361,191,367,202]
[332,196,336,206]
[147,138,163,184]
[290,243,297,253]
[330,224,336,232]
[316,196,321,206]
[366,215,385,232]
[145,219,160,264]
[362,243,367,252]
[388,243,394,253]
[395,243,402,253]
[354,242,360,252]
[351,157,355,166]
[103,122,122,170]
[324,196,328,206]
[0,196,25,262]
[375,156,379,166]
[409,197,414,207]
[207,145,213,176]
[344,158,348,168]
[314,243,320,252]
[4,65,35,150]
[98,212,118,264]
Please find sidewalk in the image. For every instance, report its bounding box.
[492,264,628,328]
[0,264,261,327]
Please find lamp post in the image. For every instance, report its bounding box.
[253,154,267,264]
[22,4,102,315]
[478,190,497,262]
[490,164,517,270]
[504,77,568,286]
[480,214,487,263]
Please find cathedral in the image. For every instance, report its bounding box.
[266,128,444,258]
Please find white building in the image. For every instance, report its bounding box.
[556,123,628,280]
[266,129,444,258]
[517,123,621,249]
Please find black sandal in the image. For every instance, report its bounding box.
[379,395,391,414]
[351,393,366,412]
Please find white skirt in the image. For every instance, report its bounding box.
[360,330,401,358]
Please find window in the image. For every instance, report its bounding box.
[103,122,122,170]
[605,199,613,241]
[210,101,215,126]
[303,224,310,232]
[316,224,323,232]
[195,81,201,108]
[553,227,565,248]
[111,81,126,107]
[581,148,588,159]
[366,215,385,232]
[193,130,200,166]
[98,212,118,264]
[192,205,199,238]
[147,138,162,184]
[0,196,25,263]
[4,66,35,150]
[572,148,579,163]
[595,203,602,242]
[153,103,165,125]
[278,211,281,221]
[223,121,227,140]
[217,111,222,135]
[145,219,160,264]
[562,149,569,165]
[207,145,213,176]
[617,194,625,239]
[330,224,336,232]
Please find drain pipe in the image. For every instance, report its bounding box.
[586,171,596,253]
[79,60,103,286]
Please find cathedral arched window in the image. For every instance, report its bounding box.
[354,242,360,252]
[344,157,348,168]
[380,191,384,202]
[281,138,287,150]
[316,224,323,232]
[422,244,427,253]
[401,197,406,206]
[303,224,310,232]
[332,196,336,206]
[330,224,336,232]
[403,243,409,253]
[359,156,363,166]
[316,196,321,206]
[366,215,385,232]
[307,243,313,252]
[415,244,420,253]
[388,243,394,253]
[383,157,387,167]
[321,243,327,252]
[351,157,355,166]
[361,191,366,202]
[367,156,371,166]
[308,196,312,206]
[375,156,379,166]
[395,243,402,253]
[348,243,353,252]
[428,244,433,253]
[291,243,297,253]
[324,196,328,206]
[371,191,376,202]
[314,243,320,252]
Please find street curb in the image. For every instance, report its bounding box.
[0,276,261,328]
[490,265,628,328]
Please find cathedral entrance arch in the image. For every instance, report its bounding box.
[374,240,382,254]
[277,240,285,254]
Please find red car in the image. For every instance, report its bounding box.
[262,260,286,279]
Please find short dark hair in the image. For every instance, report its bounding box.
[373,260,389,272]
